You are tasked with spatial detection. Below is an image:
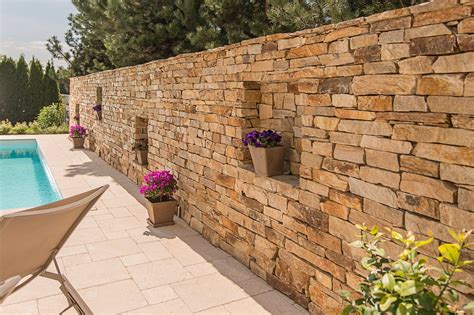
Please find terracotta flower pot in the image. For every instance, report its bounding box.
[72,137,85,149]
[145,198,176,227]
[136,149,148,165]
[248,145,285,177]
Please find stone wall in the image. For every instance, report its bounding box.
[70,1,474,313]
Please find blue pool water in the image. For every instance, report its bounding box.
[0,139,61,210]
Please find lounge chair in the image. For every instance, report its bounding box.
[0,185,109,314]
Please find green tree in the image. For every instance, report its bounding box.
[15,56,30,122]
[43,61,60,107]
[0,57,17,122]
[27,58,45,122]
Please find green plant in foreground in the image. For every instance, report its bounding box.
[341,226,473,314]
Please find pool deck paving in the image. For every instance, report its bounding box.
[0,134,307,315]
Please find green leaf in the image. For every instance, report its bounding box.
[381,273,395,291]
[397,280,417,297]
[369,226,379,235]
[438,243,461,264]
[350,240,364,248]
[380,295,397,311]
[448,229,461,242]
[414,237,433,249]
[464,301,474,310]
[339,290,350,299]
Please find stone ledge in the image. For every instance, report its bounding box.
[240,163,300,188]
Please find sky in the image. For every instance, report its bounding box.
[0,0,76,67]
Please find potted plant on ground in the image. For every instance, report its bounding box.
[69,124,87,149]
[92,104,102,120]
[139,170,178,227]
[133,139,148,165]
[242,129,285,177]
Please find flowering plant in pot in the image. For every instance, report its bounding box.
[242,129,285,177]
[92,104,102,120]
[69,124,87,149]
[133,140,148,165]
[139,170,177,227]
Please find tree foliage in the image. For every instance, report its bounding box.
[0,56,60,123]
[47,0,427,76]
[341,225,473,314]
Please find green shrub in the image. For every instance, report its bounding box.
[26,121,41,134]
[10,122,29,134]
[0,120,13,134]
[341,226,473,314]
[37,102,65,129]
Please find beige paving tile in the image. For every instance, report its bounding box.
[65,258,130,289]
[86,238,142,261]
[223,297,271,314]
[185,262,218,278]
[0,300,38,314]
[65,227,107,246]
[142,285,178,305]
[212,257,256,283]
[102,197,141,208]
[79,279,147,313]
[37,294,76,315]
[238,277,274,296]
[57,244,88,258]
[103,229,130,240]
[195,305,229,314]
[61,253,92,267]
[138,241,173,261]
[76,216,98,230]
[120,253,149,267]
[160,238,207,266]
[171,273,249,312]
[2,277,60,305]
[97,216,143,233]
[125,298,192,314]
[127,258,193,290]
[253,291,306,314]
[128,227,160,244]
[108,206,133,218]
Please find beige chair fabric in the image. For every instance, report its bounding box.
[0,276,21,304]
[0,185,109,314]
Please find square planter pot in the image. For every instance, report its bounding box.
[145,198,176,227]
[72,137,85,149]
[248,145,285,177]
[136,149,148,165]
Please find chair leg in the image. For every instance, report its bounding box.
[41,259,92,315]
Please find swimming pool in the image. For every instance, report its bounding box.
[0,139,61,210]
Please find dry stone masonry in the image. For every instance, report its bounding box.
[70,1,474,313]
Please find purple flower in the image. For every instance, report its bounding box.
[69,124,87,138]
[139,170,177,202]
[242,130,282,148]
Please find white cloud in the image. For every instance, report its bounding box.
[0,40,68,67]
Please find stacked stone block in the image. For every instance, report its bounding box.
[70,1,474,313]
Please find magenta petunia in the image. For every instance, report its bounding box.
[139,170,177,202]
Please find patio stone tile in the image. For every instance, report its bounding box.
[86,238,142,261]
[195,305,229,314]
[160,238,207,266]
[253,291,305,314]
[65,258,130,289]
[128,227,160,243]
[127,258,193,289]
[61,253,92,267]
[184,262,218,277]
[91,213,114,221]
[2,276,60,305]
[78,279,147,313]
[76,216,98,230]
[223,297,271,314]
[125,298,192,314]
[171,273,249,312]
[65,227,107,246]
[37,294,75,314]
[138,242,173,261]
[0,300,38,314]
[120,253,149,267]
[103,229,130,240]
[238,277,274,296]
[97,216,143,233]
[179,235,229,261]
[102,197,141,208]
[108,206,133,218]
[57,244,88,258]
[212,257,256,283]
[142,285,178,305]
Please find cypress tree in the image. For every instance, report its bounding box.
[27,58,44,122]
[0,57,18,122]
[15,55,30,122]
[43,61,60,107]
